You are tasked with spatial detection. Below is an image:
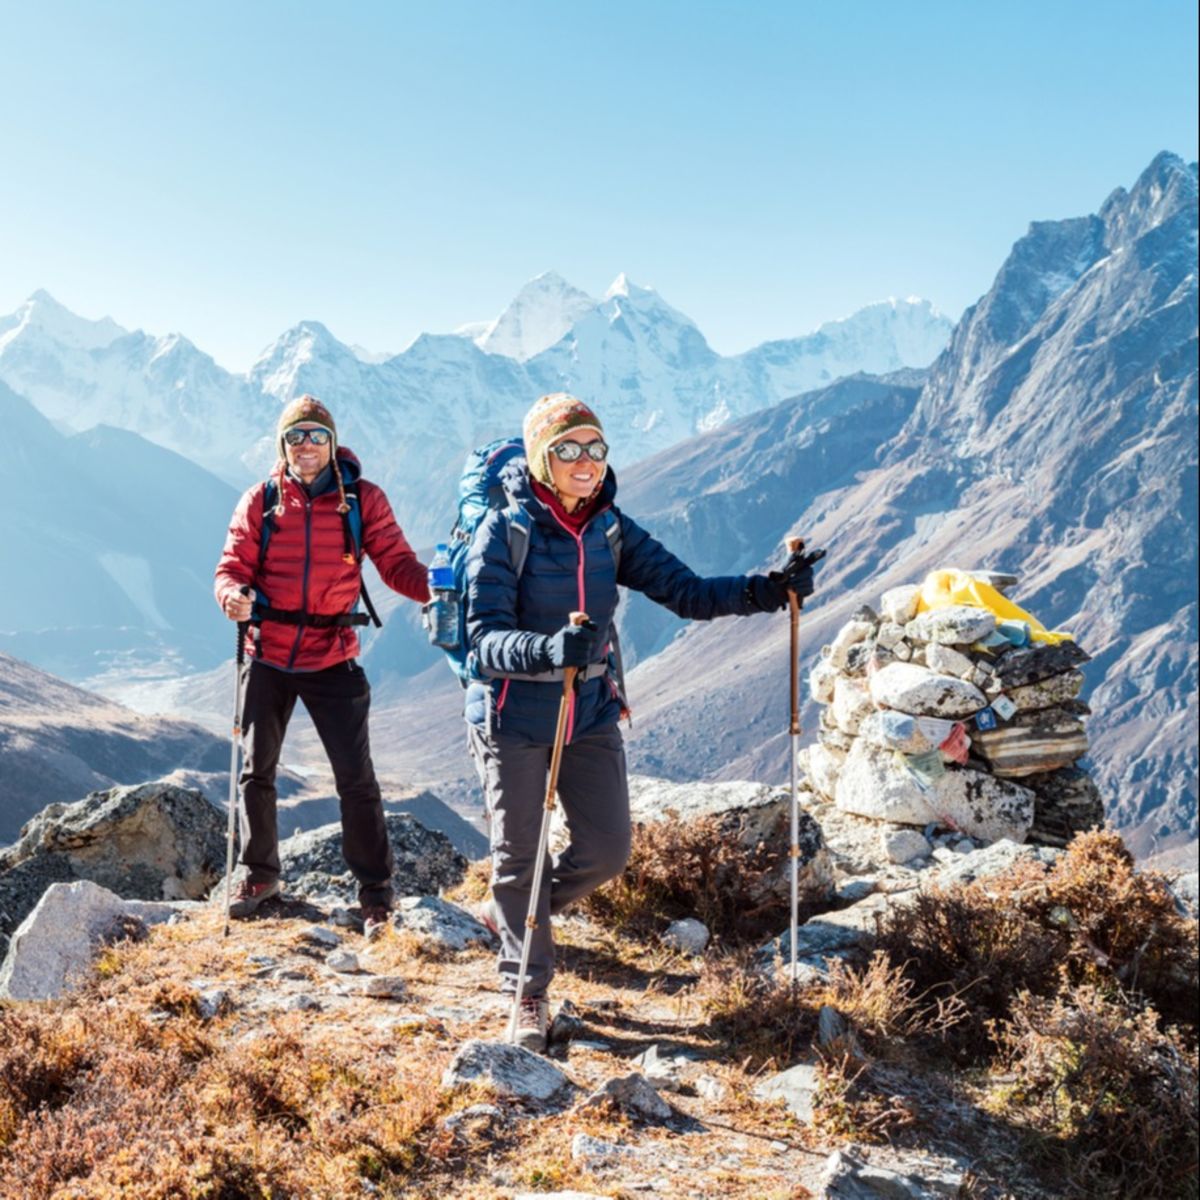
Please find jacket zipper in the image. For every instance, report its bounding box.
[547,509,588,745]
[286,493,314,670]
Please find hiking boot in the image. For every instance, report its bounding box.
[511,993,550,1053]
[227,877,281,918]
[361,905,392,942]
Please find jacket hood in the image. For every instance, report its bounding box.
[499,456,618,528]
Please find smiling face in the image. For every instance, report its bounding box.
[547,429,606,511]
[284,423,334,484]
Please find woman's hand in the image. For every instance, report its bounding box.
[544,621,599,668]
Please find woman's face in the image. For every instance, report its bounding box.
[547,429,607,505]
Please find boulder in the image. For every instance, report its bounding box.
[392,896,496,950]
[868,663,987,718]
[905,606,998,646]
[924,643,975,678]
[441,1039,573,1103]
[929,767,1035,844]
[828,620,876,670]
[1005,670,1086,711]
[875,621,905,650]
[993,640,1091,689]
[972,713,1088,777]
[881,828,932,864]
[809,657,839,704]
[578,1073,674,1122]
[857,711,945,755]
[931,839,1057,889]
[1023,767,1105,846]
[0,784,224,938]
[0,880,183,1000]
[754,1061,818,1121]
[836,741,1034,842]
[575,775,835,908]
[835,740,938,826]
[832,676,874,735]
[880,585,921,625]
[804,744,844,802]
[278,813,466,900]
[821,1149,965,1198]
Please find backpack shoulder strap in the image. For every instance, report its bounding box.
[505,507,533,580]
[600,509,622,574]
[258,479,279,578]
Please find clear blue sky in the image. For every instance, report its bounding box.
[2,0,1196,370]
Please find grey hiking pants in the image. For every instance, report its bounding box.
[468,722,631,996]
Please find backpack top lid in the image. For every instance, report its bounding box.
[455,436,526,535]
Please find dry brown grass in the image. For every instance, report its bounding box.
[580,810,797,945]
[876,830,1199,1059]
[991,985,1199,1199]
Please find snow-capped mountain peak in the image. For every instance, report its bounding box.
[0,289,127,354]
[474,270,597,361]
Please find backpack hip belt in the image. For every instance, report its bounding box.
[252,606,373,628]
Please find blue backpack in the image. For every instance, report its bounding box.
[431,437,623,689]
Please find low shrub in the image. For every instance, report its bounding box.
[992,984,1199,1199]
[581,810,796,944]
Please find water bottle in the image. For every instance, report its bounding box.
[427,543,460,649]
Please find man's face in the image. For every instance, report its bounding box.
[283,423,333,483]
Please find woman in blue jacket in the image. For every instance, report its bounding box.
[465,393,821,1050]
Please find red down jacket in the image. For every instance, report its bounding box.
[214,448,428,671]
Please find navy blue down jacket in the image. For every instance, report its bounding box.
[464,460,760,744]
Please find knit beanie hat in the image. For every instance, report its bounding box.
[522,393,605,488]
[273,394,349,516]
[277,394,337,459]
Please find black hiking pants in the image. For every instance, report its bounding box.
[238,658,394,907]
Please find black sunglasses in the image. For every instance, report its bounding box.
[549,439,609,463]
[284,427,332,447]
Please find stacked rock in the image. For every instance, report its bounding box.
[802,573,1103,847]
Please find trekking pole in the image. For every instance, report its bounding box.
[508,610,590,1044]
[786,538,805,984]
[222,586,251,938]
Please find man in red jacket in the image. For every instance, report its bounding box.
[214,395,429,937]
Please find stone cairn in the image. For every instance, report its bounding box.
[801,571,1104,848]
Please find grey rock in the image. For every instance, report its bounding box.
[355,975,408,998]
[662,917,710,955]
[994,640,1091,689]
[754,1061,819,1121]
[972,710,1089,777]
[924,643,975,678]
[392,895,495,950]
[1024,766,1105,846]
[828,620,876,669]
[0,783,225,938]
[832,676,875,734]
[971,571,1020,594]
[513,1193,612,1200]
[442,1103,504,1134]
[836,740,937,826]
[549,999,588,1045]
[1005,670,1086,711]
[278,813,467,902]
[880,585,921,625]
[905,606,997,646]
[805,743,845,802]
[882,828,932,865]
[1171,872,1199,914]
[935,767,1036,843]
[570,1133,639,1164]
[819,1005,848,1046]
[838,878,878,903]
[875,621,905,650]
[632,1044,687,1092]
[579,1072,674,1122]
[820,1148,966,1198]
[766,893,892,961]
[325,949,359,973]
[442,1039,573,1102]
[868,663,987,718]
[932,838,1057,889]
[694,1074,726,1101]
[892,639,913,661]
[810,657,839,704]
[197,988,229,1019]
[0,880,136,1000]
[303,925,341,948]
[283,993,321,1012]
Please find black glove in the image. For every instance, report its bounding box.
[544,621,600,669]
[770,545,826,601]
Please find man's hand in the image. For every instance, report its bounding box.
[223,587,255,622]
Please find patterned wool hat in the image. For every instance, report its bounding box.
[522,392,605,488]
[277,394,337,458]
[273,394,349,515]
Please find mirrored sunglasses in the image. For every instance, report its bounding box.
[549,439,609,463]
[283,427,332,447]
